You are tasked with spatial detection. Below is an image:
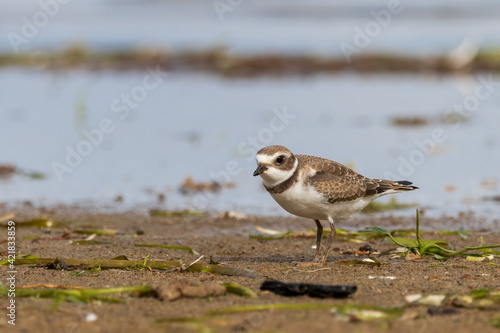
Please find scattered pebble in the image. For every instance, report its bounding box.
[405,253,421,261]
[427,306,460,316]
[405,294,446,306]
[155,280,226,302]
[217,211,248,220]
[359,244,374,252]
[85,313,98,322]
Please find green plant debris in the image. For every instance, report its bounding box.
[367,210,500,259]
[22,235,41,240]
[206,303,404,320]
[451,288,500,309]
[390,237,448,248]
[433,254,448,261]
[251,227,385,242]
[476,47,500,63]
[250,230,293,240]
[207,302,338,314]
[74,90,88,133]
[73,229,122,236]
[251,226,422,243]
[0,285,151,305]
[135,244,199,255]
[156,316,244,332]
[69,266,101,277]
[149,209,205,217]
[332,305,405,321]
[0,254,38,265]
[361,197,416,214]
[404,289,500,311]
[1,218,61,228]
[1,257,259,278]
[72,240,111,245]
[160,303,403,331]
[439,230,470,240]
[490,314,500,328]
[160,304,403,331]
[221,283,257,298]
[137,254,151,269]
[15,168,45,179]
[466,255,488,262]
[404,289,500,310]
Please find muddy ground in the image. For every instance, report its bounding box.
[0,206,499,333]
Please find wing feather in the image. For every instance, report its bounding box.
[297,155,417,203]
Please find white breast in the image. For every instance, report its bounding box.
[268,170,376,221]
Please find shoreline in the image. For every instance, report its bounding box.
[1,46,500,75]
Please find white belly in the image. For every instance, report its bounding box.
[269,182,374,221]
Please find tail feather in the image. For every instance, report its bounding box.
[364,178,418,196]
[394,180,419,190]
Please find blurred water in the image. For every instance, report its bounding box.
[1,1,500,220]
[1,69,499,219]
[0,0,499,55]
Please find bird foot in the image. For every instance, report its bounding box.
[319,252,331,266]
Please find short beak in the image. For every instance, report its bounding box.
[253,164,268,176]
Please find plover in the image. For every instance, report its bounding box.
[253,145,418,265]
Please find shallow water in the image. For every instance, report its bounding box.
[1,0,500,219]
[1,69,499,219]
[0,0,499,56]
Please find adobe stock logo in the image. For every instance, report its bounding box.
[212,0,244,21]
[7,0,71,53]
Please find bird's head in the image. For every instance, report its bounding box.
[253,145,298,187]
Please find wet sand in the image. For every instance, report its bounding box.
[0,206,499,332]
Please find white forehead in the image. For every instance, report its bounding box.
[256,152,290,164]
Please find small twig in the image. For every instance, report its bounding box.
[300,267,332,273]
[84,234,97,241]
[182,255,205,271]
[166,255,206,273]
[0,213,15,223]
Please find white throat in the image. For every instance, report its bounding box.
[258,156,298,188]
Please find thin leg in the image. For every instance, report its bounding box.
[313,220,323,263]
[320,217,336,266]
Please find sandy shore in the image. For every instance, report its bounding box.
[0,206,499,332]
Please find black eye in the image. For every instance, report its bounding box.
[276,155,285,164]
